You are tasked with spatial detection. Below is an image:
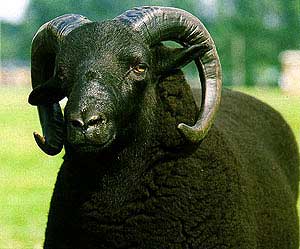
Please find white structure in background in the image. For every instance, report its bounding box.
[0,62,30,86]
[0,0,30,24]
[279,50,300,95]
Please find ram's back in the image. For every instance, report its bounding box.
[215,89,299,195]
[198,88,299,248]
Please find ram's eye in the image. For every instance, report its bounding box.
[133,64,147,74]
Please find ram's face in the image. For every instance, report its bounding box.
[29,9,221,156]
[57,22,152,152]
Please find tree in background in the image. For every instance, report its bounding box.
[1,0,299,86]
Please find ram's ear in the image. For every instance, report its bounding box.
[28,77,64,106]
[157,43,207,74]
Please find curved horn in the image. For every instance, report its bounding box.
[115,6,222,143]
[29,14,91,155]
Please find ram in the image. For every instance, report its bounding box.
[28,6,299,249]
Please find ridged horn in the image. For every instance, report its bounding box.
[115,6,222,143]
[30,14,91,155]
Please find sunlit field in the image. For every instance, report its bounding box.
[0,86,299,248]
[0,86,63,249]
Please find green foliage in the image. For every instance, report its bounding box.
[206,0,300,86]
[0,86,299,248]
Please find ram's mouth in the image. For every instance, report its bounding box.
[73,134,116,153]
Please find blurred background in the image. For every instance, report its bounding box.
[0,0,299,248]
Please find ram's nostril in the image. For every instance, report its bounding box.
[86,115,106,127]
[70,119,84,128]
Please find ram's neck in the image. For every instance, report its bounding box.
[154,70,199,151]
[114,69,199,160]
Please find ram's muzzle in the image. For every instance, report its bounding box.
[65,81,117,153]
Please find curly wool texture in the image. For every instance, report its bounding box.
[43,71,299,249]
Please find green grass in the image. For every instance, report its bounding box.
[0,86,63,249]
[0,86,299,248]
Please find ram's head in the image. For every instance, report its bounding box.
[28,7,222,155]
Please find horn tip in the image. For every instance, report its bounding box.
[177,123,206,143]
[33,132,46,145]
[33,132,62,156]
